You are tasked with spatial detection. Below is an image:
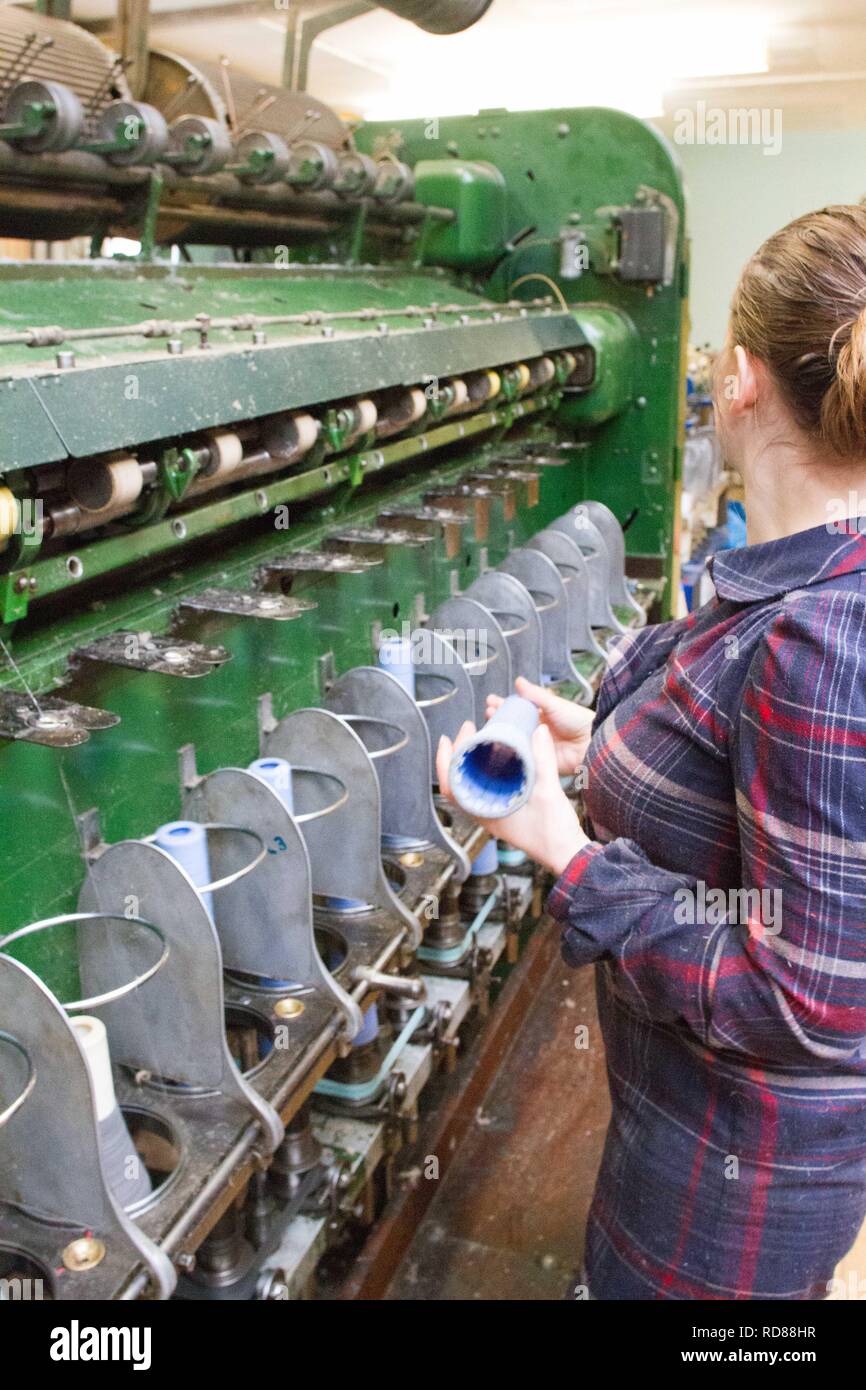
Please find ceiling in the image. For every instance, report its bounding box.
[16,0,866,129]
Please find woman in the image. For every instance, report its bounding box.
[437,205,866,1301]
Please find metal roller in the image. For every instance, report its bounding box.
[287,139,339,191]
[373,159,415,203]
[0,6,131,121]
[96,99,168,167]
[143,51,347,152]
[234,129,290,186]
[334,151,378,198]
[167,113,232,175]
[3,78,83,153]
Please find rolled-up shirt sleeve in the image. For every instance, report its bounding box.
[547,592,866,1067]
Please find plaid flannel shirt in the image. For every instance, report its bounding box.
[548,520,866,1299]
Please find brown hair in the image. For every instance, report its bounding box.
[730,204,866,457]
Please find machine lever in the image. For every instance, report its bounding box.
[352,967,426,1002]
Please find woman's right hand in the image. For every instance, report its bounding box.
[485,676,595,776]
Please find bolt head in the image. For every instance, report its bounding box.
[62,1237,106,1272]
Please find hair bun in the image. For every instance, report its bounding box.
[822,301,866,457]
[730,205,866,458]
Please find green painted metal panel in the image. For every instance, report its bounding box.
[0,103,686,1005]
[566,307,637,426]
[0,438,582,996]
[0,378,67,468]
[356,106,688,585]
[414,159,508,268]
[18,312,582,461]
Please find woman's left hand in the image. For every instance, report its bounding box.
[436,720,589,877]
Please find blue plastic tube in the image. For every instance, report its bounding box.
[378,636,416,698]
[155,820,214,920]
[449,695,539,819]
[248,756,294,813]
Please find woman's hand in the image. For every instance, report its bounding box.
[436,719,589,878]
[485,676,594,776]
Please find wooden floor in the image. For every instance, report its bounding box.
[386,956,610,1300]
[386,947,866,1301]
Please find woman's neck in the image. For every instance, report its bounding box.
[740,442,866,546]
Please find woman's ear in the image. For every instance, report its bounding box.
[729,345,759,416]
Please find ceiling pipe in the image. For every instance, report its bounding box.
[377,0,493,33]
[284,0,493,91]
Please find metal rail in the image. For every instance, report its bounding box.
[0,297,554,349]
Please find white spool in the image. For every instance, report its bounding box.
[71,1014,116,1121]
[291,412,319,456]
[188,431,245,495]
[67,456,143,520]
[445,378,469,412]
[72,1014,153,1207]
[254,412,320,476]
[484,370,502,400]
[406,387,427,423]
[209,430,244,474]
[375,387,428,438]
[0,487,19,554]
[353,398,378,437]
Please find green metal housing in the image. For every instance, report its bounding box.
[0,104,687,991]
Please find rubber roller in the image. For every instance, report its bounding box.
[96,100,169,168]
[167,114,232,175]
[66,456,144,523]
[485,370,502,399]
[3,78,84,154]
[234,130,290,186]
[407,388,428,423]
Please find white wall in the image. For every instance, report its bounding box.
[658,128,866,349]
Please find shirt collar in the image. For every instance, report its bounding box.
[708,519,866,603]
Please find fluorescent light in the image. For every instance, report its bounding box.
[321,6,772,122]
